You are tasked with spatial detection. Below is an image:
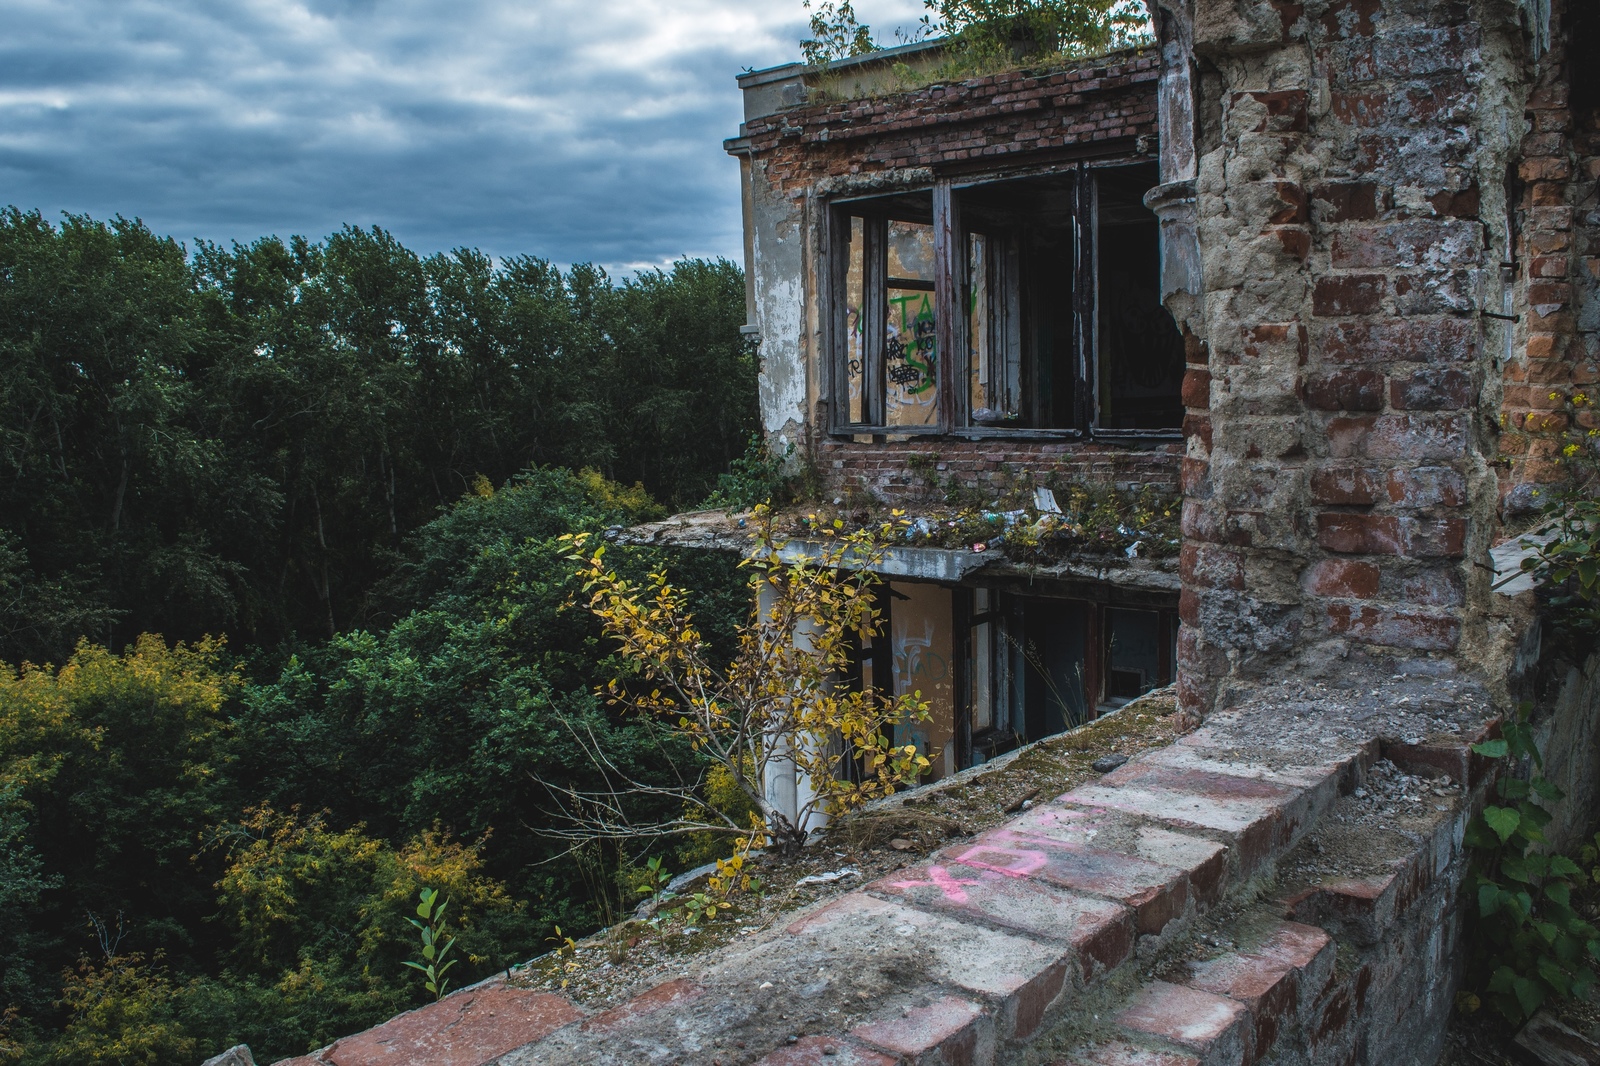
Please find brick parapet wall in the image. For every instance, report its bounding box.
[269,681,1500,1066]
[745,50,1160,195]
[814,437,1182,505]
[1173,0,1535,717]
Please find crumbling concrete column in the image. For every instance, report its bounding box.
[1171,0,1540,716]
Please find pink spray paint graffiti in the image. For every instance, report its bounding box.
[948,844,1049,879]
[890,865,982,904]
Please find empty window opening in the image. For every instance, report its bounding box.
[1100,607,1175,711]
[831,165,1182,436]
[835,585,1178,783]
[960,174,1078,429]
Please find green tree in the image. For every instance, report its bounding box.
[0,635,241,985]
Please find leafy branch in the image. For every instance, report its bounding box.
[1462,703,1599,1024]
[401,887,458,1002]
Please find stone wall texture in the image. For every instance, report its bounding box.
[1173,0,1595,718]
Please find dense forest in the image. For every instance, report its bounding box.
[0,209,764,1063]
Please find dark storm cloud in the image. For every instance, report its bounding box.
[0,0,926,267]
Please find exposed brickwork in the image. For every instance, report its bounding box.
[814,437,1181,506]
[1495,1,1599,513]
[745,53,1159,197]
[269,680,1497,1066]
[1166,0,1588,716]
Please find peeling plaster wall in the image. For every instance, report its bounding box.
[748,154,810,454]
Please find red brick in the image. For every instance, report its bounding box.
[1186,923,1333,1063]
[1313,275,1386,316]
[1429,184,1480,218]
[1384,467,1466,507]
[1116,981,1251,1065]
[1317,318,1474,364]
[1324,603,1461,650]
[753,1036,898,1066]
[1314,181,1380,221]
[867,862,1134,981]
[1366,414,1468,459]
[1272,226,1311,260]
[1389,368,1473,409]
[1528,282,1571,306]
[1529,255,1569,278]
[1268,182,1310,224]
[1304,559,1380,598]
[951,831,1191,937]
[1519,155,1573,182]
[1181,543,1246,589]
[581,978,702,1031]
[1241,322,1308,363]
[851,996,988,1065]
[1310,465,1379,504]
[1326,415,1376,458]
[1183,368,1213,409]
[1302,369,1386,410]
[1063,765,1297,878]
[1185,412,1214,451]
[1179,587,1201,627]
[1330,90,1386,125]
[1412,516,1466,556]
[1317,513,1402,554]
[1330,220,1481,270]
[1235,89,1309,131]
[1516,332,1568,361]
[324,986,583,1066]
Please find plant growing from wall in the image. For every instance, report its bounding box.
[1519,391,1600,634]
[402,888,458,1002]
[706,436,796,511]
[1462,702,1600,1025]
[558,506,931,855]
[926,0,1152,62]
[801,0,878,67]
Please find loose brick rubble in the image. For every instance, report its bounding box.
[272,672,1497,1066]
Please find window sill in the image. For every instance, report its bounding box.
[827,425,1182,444]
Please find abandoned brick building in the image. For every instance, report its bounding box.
[268,0,1600,1063]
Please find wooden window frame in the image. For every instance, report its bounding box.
[826,163,1183,442]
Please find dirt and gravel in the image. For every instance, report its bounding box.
[510,689,1193,1008]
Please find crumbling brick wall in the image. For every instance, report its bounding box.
[741,49,1178,505]
[744,51,1159,195]
[1496,1,1600,515]
[815,438,1180,505]
[1173,0,1544,717]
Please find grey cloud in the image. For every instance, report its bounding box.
[0,0,925,267]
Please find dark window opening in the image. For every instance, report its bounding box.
[1097,178,1185,430]
[1099,607,1175,711]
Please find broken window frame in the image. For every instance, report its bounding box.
[825,159,1182,441]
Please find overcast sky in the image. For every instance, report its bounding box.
[0,0,924,270]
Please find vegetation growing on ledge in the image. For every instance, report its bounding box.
[799,0,1154,103]
[780,483,1180,564]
